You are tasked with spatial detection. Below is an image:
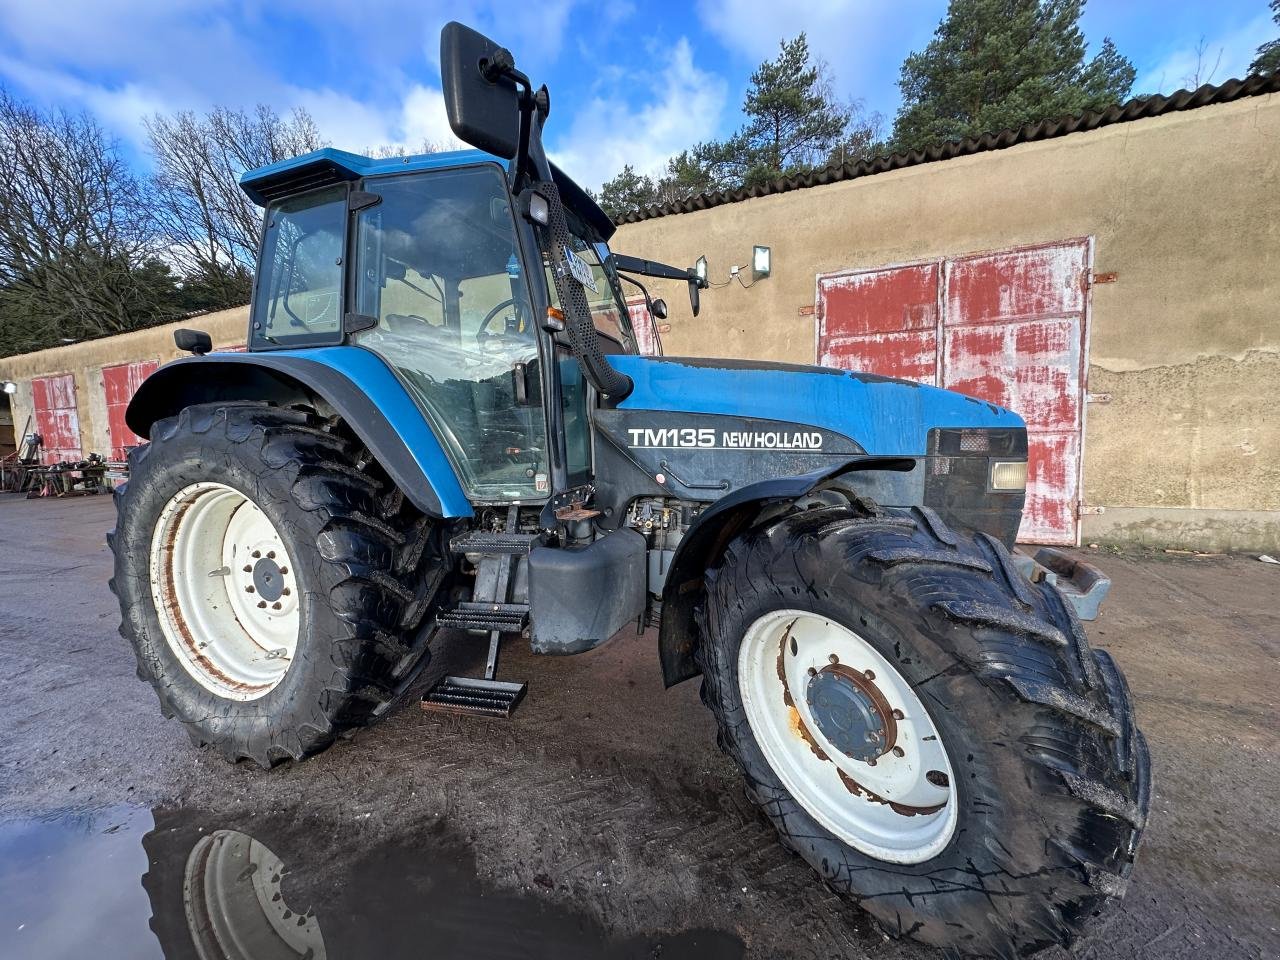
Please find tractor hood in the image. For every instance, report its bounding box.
[606,354,1023,455]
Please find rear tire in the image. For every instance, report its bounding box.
[109,403,447,766]
[694,503,1149,958]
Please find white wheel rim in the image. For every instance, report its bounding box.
[738,609,958,864]
[150,482,300,701]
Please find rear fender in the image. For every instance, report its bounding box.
[657,456,914,687]
[125,348,472,518]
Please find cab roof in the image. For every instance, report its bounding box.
[240,146,614,240]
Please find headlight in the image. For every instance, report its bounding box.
[990,460,1028,491]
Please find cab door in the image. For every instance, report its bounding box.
[348,165,550,502]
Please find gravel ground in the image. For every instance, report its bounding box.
[0,492,1276,959]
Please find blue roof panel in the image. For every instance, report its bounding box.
[239,145,615,239]
[239,146,508,205]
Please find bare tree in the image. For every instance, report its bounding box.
[366,140,444,159]
[1181,36,1224,89]
[146,105,325,306]
[0,88,173,356]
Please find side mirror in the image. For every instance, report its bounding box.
[651,298,668,320]
[174,328,212,356]
[688,278,701,317]
[440,22,521,159]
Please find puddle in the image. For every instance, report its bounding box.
[0,805,745,959]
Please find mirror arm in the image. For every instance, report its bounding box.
[612,253,708,290]
[616,272,655,315]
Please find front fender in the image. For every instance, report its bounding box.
[126,347,471,518]
[657,456,914,687]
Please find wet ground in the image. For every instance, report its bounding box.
[0,492,1277,960]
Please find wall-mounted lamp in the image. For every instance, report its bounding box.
[752,245,771,281]
[2,381,16,395]
[694,255,708,283]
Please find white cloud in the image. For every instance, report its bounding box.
[286,83,462,155]
[399,85,463,149]
[0,0,578,164]
[1133,12,1275,94]
[695,0,942,113]
[0,56,174,148]
[548,37,729,190]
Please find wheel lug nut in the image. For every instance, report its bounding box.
[245,585,255,593]
[282,587,291,596]
[806,667,817,677]
[866,757,877,766]
[242,565,252,573]
[892,709,904,720]
[864,669,875,680]
[257,600,267,609]
[828,654,838,664]
[252,550,261,559]
[892,746,905,758]
[272,602,282,610]
[267,551,276,559]
[279,566,288,575]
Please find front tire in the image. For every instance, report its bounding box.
[695,503,1150,958]
[110,403,446,766]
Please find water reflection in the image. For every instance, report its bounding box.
[0,806,745,960]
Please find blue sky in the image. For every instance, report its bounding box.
[0,1,1274,190]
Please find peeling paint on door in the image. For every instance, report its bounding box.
[103,360,159,460]
[31,373,81,464]
[817,262,939,384]
[816,239,1092,545]
[627,297,660,356]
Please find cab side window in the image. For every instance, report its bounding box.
[250,186,346,348]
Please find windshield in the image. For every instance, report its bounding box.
[543,211,637,353]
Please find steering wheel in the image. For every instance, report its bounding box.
[476,298,530,342]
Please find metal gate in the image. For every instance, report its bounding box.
[103,360,159,460]
[30,373,82,464]
[817,238,1092,545]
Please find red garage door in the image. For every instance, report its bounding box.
[816,262,940,384]
[103,360,159,460]
[626,297,660,356]
[817,239,1092,545]
[31,373,82,464]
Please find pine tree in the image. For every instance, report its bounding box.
[594,165,658,221]
[736,34,850,186]
[1252,1,1280,75]
[593,33,861,216]
[891,0,1135,153]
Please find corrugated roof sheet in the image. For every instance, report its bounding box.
[616,73,1280,224]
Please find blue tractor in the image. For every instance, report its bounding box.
[110,22,1149,958]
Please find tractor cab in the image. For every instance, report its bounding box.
[241,149,645,505]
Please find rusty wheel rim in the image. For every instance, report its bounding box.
[149,482,300,701]
[737,609,957,863]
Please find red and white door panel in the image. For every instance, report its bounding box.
[31,373,82,465]
[103,359,160,460]
[817,262,939,385]
[816,239,1092,545]
[942,242,1090,545]
[626,297,661,356]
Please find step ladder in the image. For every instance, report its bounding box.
[422,507,533,718]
